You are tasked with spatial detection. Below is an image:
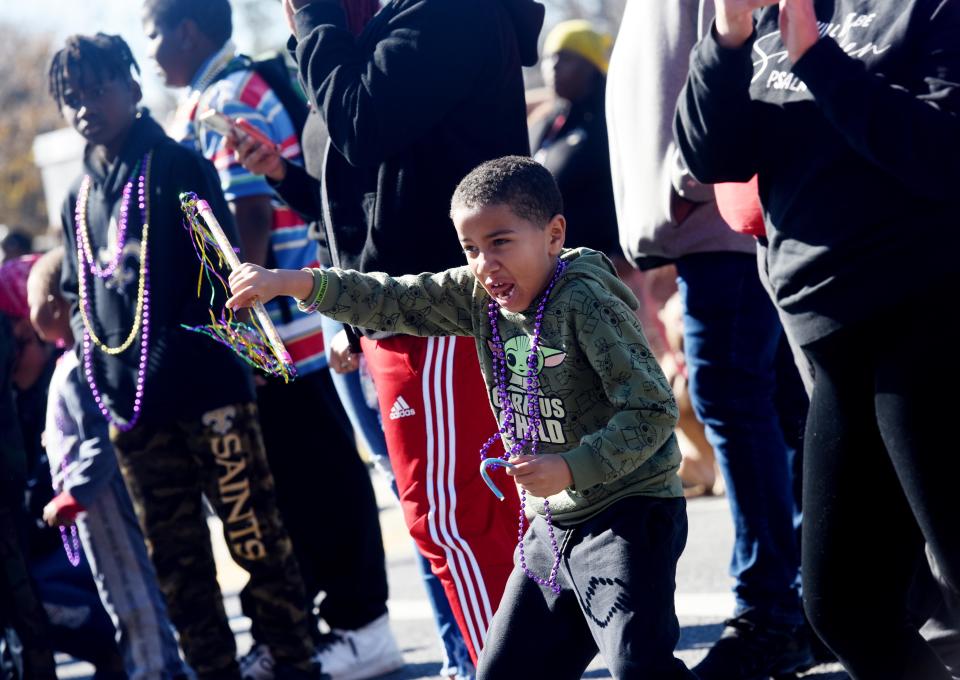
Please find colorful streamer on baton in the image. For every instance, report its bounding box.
[179,192,296,383]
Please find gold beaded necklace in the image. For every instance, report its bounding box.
[76,153,153,356]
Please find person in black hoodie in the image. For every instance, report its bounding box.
[50,34,323,680]
[676,1,960,677]
[280,0,544,663]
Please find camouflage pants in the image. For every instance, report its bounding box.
[111,402,314,680]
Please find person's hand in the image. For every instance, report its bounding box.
[228,264,313,310]
[329,329,359,374]
[778,0,819,62]
[226,120,286,182]
[713,0,779,48]
[506,454,574,498]
[43,501,74,528]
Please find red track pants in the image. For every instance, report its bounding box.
[361,334,519,662]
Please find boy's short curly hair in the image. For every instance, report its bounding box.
[450,156,563,227]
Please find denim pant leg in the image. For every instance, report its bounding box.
[320,315,393,481]
[319,316,473,677]
[675,252,802,626]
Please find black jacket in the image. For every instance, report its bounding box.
[675,0,960,346]
[290,0,544,276]
[61,114,253,426]
[531,83,620,257]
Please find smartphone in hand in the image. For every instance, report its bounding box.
[198,109,276,148]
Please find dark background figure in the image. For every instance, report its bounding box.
[1,256,120,680]
[0,231,33,265]
[531,20,620,259]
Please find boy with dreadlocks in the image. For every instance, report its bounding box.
[228,156,696,679]
[50,33,325,680]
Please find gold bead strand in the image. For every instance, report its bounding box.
[78,153,153,356]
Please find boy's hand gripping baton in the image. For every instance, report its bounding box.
[193,199,294,371]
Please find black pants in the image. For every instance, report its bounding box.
[257,369,388,632]
[802,289,960,680]
[477,496,695,680]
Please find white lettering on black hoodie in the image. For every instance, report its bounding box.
[675,0,960,345]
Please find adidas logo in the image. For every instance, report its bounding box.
[389,396,416,420]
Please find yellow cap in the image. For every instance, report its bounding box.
[543,19,613,74]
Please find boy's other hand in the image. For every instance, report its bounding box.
[330,329,359,374]
[506,454,574,498]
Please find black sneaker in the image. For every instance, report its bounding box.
[693,613,815,680]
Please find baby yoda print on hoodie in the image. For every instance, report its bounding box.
[312,248,682,523]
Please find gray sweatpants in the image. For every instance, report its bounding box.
[477,495,695,680]
[77,472,188,680]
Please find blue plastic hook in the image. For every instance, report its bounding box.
[480,458,516,501]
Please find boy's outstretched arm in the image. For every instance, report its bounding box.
[228,263,478,337]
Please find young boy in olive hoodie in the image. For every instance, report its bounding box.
[228,156,694,679]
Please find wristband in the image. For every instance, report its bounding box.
[297,268,328,313]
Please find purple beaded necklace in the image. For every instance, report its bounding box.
[479,258,568,593]
[75,155,145,280]
[76,154,151,432]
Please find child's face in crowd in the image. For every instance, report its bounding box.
[60,66,140,150]
[142,12,194,88]
[454,203,565,314]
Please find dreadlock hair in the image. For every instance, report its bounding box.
[48,33,140,107]
[143,0,232,48]
[451,156,564,228]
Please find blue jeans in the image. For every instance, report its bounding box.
[320,316,474,678]
[675,252,803,627]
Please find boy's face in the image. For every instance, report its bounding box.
[142,11,194,88]
[454,203,565,314]
[60,65,140,148]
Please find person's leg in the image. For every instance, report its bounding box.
[675,253,802,626]
[112,419,240,680]
[189,403,317,677]
[256,370,389,629]
[322,320,470,677]
[0,503,57,680]
[77,472,188,680]
[569,496,694,680]
[677,252,809,678]
[801,328,950,678]
[872,288,960,671]
[27,546,125,679]
[361,335,518,663]
[476,518,597,680]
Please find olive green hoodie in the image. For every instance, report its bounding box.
[315,247,682,523]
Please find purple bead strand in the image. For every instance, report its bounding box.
[79,158,151,432]
[480,258,567,593]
